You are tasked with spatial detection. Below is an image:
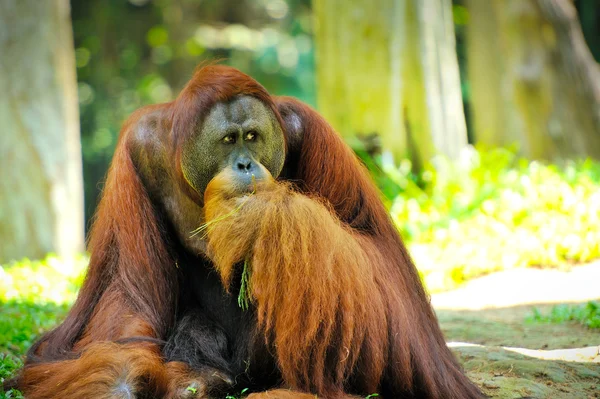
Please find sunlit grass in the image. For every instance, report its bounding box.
[0,255,86,397]
[0,255,87,305]
[360,146,600,292]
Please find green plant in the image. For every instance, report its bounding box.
[0,388,24,399]
[225,387,249,399]
[186,386,198,394]
[238,259,252,311]
[0,256,84,399]
[0,301,71,399]
[527,301,600,329]
[361,146,600,292]
[0,255,87,305]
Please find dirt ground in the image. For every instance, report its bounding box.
[432,263,600,398]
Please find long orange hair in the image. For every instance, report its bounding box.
[11,65,481,399]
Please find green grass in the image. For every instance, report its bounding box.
[0,255,85,398]
[0,301,70,357]
[527,301,600,330]
[0,301,70,398]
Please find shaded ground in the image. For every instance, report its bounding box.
[454,345,599,399]
[433,263,600,398]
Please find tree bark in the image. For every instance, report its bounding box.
[465,0,521,148]
[0,0,84,263]
[536,0,600,158]
[314,0,467,165]
[466,0,600,159]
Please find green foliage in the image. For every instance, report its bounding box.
[527,302,600,330]
[0,301,70,358]
[364,147,600,291]
[0,352,24,399]
[0,256,84,397]
[0,255,87,305]
[0,300,71,398]
[0,387,23,399]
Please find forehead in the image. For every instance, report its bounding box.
[205,95,274,127]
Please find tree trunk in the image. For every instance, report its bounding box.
[537,0,600,158]
[466,0,600,159]
[465,0,521,148]
[314,0,467,166]
[0,0,84,263]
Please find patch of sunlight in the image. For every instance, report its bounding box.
[0,254,88,306]
[448,342,600,363]
[431,264,600,311]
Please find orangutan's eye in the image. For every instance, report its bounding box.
[244,131,257,142]
[222,134,236,144]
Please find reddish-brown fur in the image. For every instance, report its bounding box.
[205,173,388,396]
[18,341,167,399]
[11,65,482,398]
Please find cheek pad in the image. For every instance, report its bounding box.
[181,142,221,196]
[263,134,286,179]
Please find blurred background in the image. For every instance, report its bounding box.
[3,0,600,296]
[2,0,600,295]
[1,1,600,396]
